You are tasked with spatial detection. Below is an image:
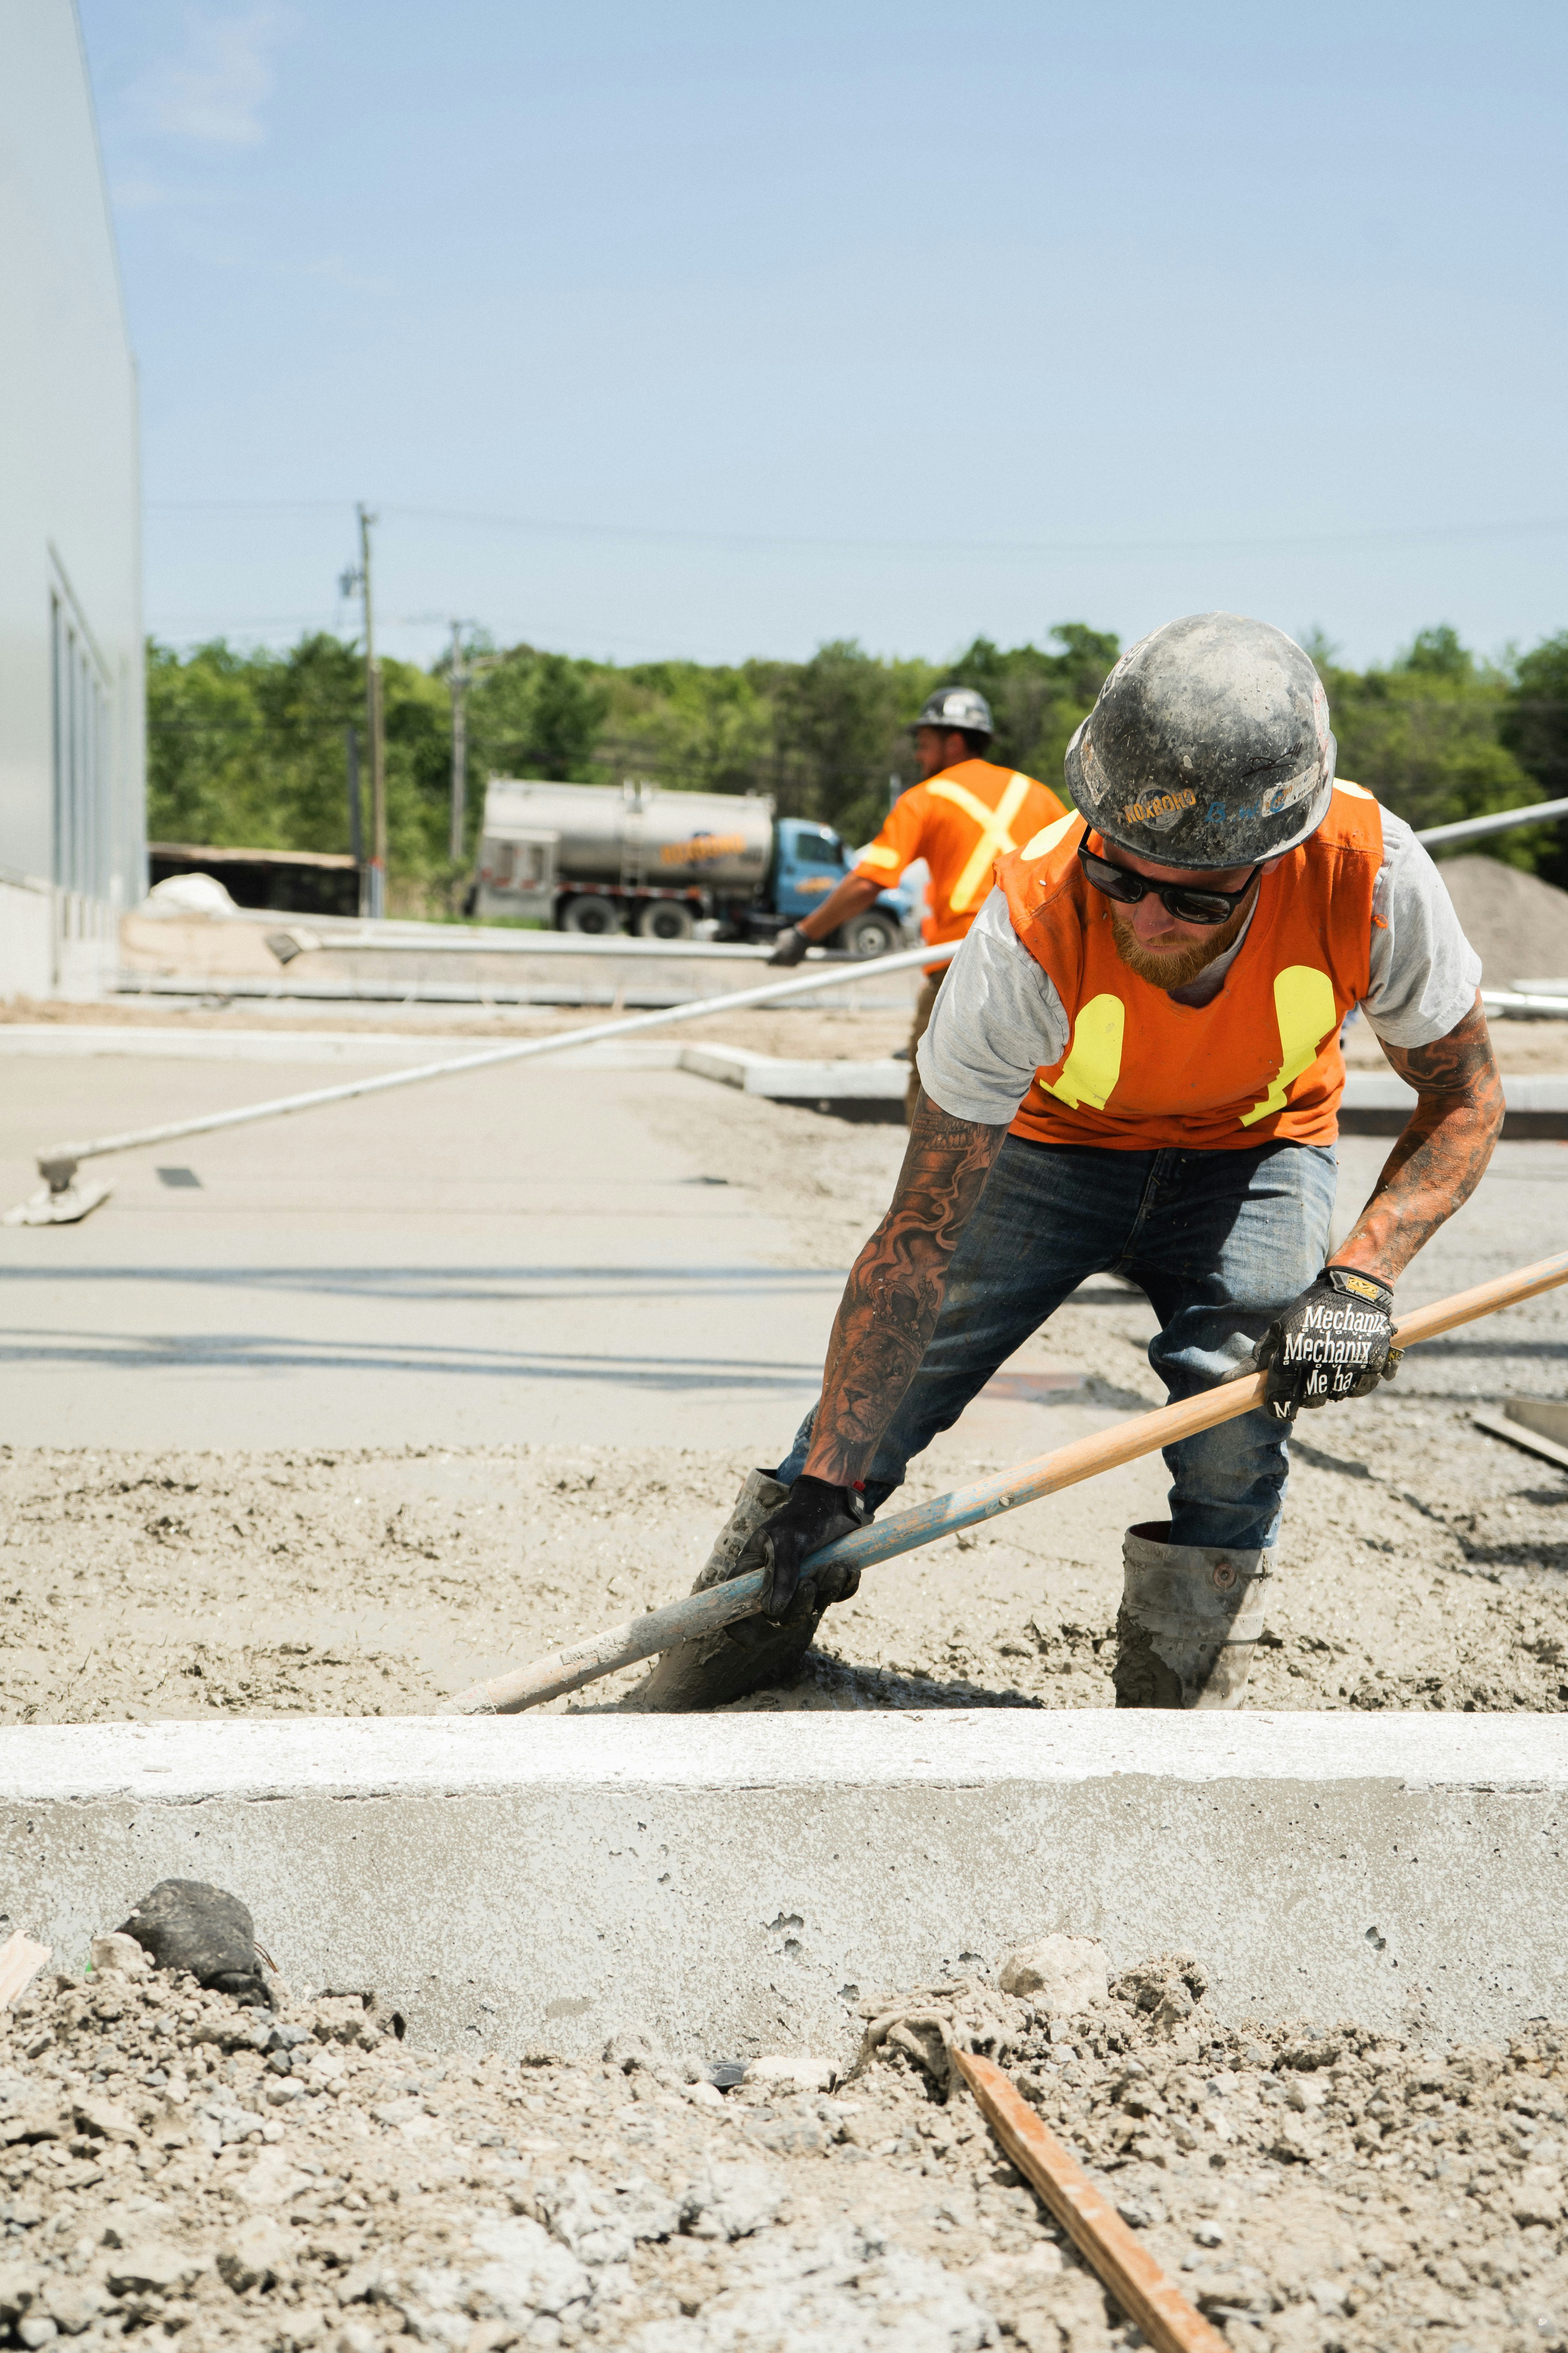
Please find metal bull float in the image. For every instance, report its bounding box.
[4,940,956,1226]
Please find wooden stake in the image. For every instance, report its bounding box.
[953,2048,1229,2353]
[445,1246,1568,1716]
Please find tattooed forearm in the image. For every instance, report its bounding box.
[1332,994,1504,1288]
[802,1095,1007,1487]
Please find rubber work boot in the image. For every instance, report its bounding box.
[1111,1520,1272,1710]
[633,1469,824,1710]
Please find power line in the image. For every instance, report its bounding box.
[142,499,1568,561]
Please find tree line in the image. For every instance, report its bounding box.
[146,622,1568,913]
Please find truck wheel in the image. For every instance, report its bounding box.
[635,901,696,941]
[836,910,900,959]
[562,895,623,935]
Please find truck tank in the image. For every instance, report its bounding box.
[480,780,774,894]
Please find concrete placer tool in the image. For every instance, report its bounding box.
[446,1249,1568,1716]
[2,939,956,1226]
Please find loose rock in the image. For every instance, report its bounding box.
[0,1949,1566,2346]
[998,1936,1109,2017]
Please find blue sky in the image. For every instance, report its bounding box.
[79,0,1568,674]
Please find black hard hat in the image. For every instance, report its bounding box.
[1064,613,1335,869]
[916,686,994,740]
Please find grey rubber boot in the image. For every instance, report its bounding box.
[633,1469,824,1711]
[1111,1520,1272,1711]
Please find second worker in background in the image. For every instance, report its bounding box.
[768,687,1066,1121]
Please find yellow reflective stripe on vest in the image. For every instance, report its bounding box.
[1041,993,1126,1112]
[1238,966,1338,1128]
[1021,810,1079,861]
[929,772,1037,914]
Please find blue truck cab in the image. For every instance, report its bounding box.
[770,817,914,955]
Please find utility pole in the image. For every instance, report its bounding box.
[445,624,501,871]
[345,725,364,909]
[360,505,387,918]
[341,507,387,918]
[448,621,470,865]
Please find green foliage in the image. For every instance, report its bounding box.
[603,661,775,800]
[1318,624,1545,870]
[947,624,1121,790]
[146,616,1568,911]
[762,640,939,843]
[1499,633,1568,888]
[148,634,456,908]
[465,647,608,784]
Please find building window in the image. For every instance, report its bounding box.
[50,593,110,922]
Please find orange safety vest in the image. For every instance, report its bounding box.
[854,759,1066,964]
[995,783,1387,1152]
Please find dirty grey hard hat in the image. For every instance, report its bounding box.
[1064,613,1336,870]
[916,685,994,739]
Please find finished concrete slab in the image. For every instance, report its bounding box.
[3,1712,1564,2061]
[0,1054,841,1450]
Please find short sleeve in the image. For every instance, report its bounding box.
[916,888,1071,1124]
[852,790,924,884]
[1360,810,1484,1047]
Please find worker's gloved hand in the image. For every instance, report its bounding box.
[751,1474,871,1622]
[1257,1267,1399,1424]
[768,926,811,967]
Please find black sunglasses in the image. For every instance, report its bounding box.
[1077,840,1261,928]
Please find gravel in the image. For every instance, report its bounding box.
[1435,858,1568,993]
[2,1943,1567,2353]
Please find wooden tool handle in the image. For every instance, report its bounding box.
[1390,1249,1568,1348]
[953,2049,1229,2353]
[446,1246,1568,1716]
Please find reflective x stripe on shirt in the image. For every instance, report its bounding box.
[927,772,1037,914]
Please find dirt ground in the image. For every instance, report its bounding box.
[0,1030,1565,1727]
[4,1938,1568,2353]
[5,946,1568,2346]
[0,1378,1563,1729]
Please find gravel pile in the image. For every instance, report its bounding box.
[2,1941,1568,2353]
[1436,858,1568,991]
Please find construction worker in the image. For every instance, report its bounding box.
[768,687,1066,1120]
[640,613,1504,1714]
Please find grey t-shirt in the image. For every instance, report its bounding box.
[917,804,1482,1128]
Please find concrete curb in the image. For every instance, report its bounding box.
[1340,1072,1568,1137]
[3,1714,1564,2059]
[680,1043,908,1108]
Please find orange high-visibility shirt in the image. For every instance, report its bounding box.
[993,785,1387,1151]
[854,759,1066,968]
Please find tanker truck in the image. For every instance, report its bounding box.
[467,778,912,955]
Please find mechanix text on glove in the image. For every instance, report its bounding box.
[1257,1266,1399,1424]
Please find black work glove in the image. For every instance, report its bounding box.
[751,1474,871,1622]
[1257,1267,1400,1425]
[767,925,810,967]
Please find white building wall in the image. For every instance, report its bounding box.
[0,0,143,998]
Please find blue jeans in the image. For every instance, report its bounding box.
[775,1136,1338,1554]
